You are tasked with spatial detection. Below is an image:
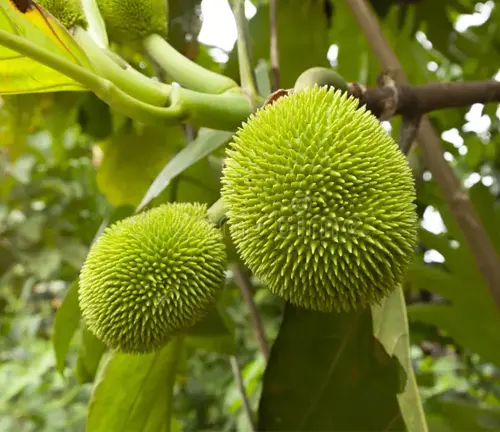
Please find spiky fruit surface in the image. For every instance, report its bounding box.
[97,0,167,43]
[222,86,417,313]
[37,0,87,29]
[79,203,227,354]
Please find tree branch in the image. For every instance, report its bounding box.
[232,264,270,361]
[355,80,500,119]
[398,115,422,155]
[229,356,256,431]
[345,0,500,312]
[269,0,280,91]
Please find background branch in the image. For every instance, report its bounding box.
[345,0,500,311]
[399,115,422,155]
[229,356,256,431]
[232,265,270,361]
[269,0,280,91]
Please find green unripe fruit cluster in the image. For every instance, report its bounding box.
[97,0,168,43]
[37,0,87,29]
[222,86,417,313]
[79,202,227,354]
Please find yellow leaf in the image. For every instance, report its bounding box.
[0,0,93,93]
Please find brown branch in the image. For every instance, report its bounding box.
[269,0,280,91]
[356,80,500,119]
[232,264,271,361]
[229,356,256,431]
[399,115,422,155]
[345,0,500,311]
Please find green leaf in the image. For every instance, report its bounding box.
[185,306,236,355]
[137,129,233,211]
[0,1,92,93]
[76,326,106,384]
[468,182,500,252]
[408,181,500,366]
[258,305,405,431]
[96,122,184,207]
[426,399,500,431]
[372,287,428,432]
[87,337,183,432]
[52,279,81,374]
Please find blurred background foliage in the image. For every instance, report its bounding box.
[1,0,500,430]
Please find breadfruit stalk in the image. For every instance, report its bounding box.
[96,0,239,94]
[73,26,170,107]
[294,67,349,93]
[222,85,418,313]
[35,0,171,106]
[79,0,108,48]
[0,28,252,129]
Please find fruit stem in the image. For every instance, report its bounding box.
[174,87,251,131]
[143,34,239,94]
[0,30,253,129]
[230,0,261,107]
[80,0,109,48]
[207,198,227,226]
[73,27,171,106]
[294,67,348,92]
[0,29,183,123]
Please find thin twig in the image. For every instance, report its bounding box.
[229,356,256,432]
[399,115,422,155]
[269,0,280,91]
[345,0,500,311]
[231,0,260,107]
[232,264,270,361]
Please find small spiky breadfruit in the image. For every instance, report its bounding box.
[221,86,417,313]
[79,202,227,354]
[97,0,167,43]
[37,0,87,29]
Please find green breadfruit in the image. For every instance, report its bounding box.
[37,0,87,29]
[79,202,227,354]
[221,86,417,313]
[96,0,167,43]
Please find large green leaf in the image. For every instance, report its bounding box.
[372,287,428,432]
[407,183,500,366]
[76,325,106,384]
[52,279,81,374]
[258,305,405,431]
[87,337,183,432]
[185,306,236,355]
[0,1,92,93]
[137,129,233,211]
[96,122,185,207]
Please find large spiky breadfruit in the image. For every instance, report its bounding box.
[79,202,227,354]
[37,0,87,29]
[222,86,417,313]
[96,0,167,43]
